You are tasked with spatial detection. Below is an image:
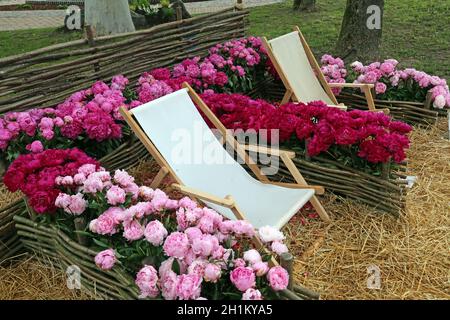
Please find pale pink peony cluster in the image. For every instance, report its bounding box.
[69,167,292,300]
[321,54,347,95]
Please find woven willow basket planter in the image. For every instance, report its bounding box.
[14,212,140,300]
[14,204,319,300]
[337,91,439,126]
[254,78,440,126]
[244,79,409,216]
[0,137,149,264]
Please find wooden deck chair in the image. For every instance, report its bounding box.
[120,83,330,265]
[262,26,389,114]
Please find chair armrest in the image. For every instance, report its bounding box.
[328,83,375,88]
[326,104,348,110]
[262,181,325,195]
[171,183,235,208]
[242,144,296,159]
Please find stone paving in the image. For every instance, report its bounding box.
[0,10,65,31]
[0,0,285,31]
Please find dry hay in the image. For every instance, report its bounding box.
[0,184,21,210]
[0,256,92,300]
[1,120,449,300]
[285,118,450,299]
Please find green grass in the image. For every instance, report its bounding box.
[0,0,448,78]
[0,27,83,58]
[249,0,450,78]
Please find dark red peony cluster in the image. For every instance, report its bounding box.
[4,148,99,214]
[200,93,413,164]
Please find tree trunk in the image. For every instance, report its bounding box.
[335,0,384,63]
[293,0,316,11]
[85,0,135,36]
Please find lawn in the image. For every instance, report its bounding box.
[0,27,82,58]
[248,0,450,78]
[0,0,448,78]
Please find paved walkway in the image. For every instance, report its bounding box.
[0,10,65,31]
[0,0,285,31]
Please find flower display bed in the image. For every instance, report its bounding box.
[14,212,140,299]
[0,137,149,264]
[337,92,438,126]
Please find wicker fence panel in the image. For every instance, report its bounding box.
[0,7,248,114]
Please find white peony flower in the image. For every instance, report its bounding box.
[258,226,285,243]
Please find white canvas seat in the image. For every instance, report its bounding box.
[263,26,388,113]
[269,31,334,105]
[130,89,314,229]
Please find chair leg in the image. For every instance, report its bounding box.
[280,153,331,223]
[281,89,293,105]
[150,166,170,189]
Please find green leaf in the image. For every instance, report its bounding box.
[93,238,110,249]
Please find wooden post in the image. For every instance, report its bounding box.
[280,252,294,290]
[381,159,391,180]
[85,25,100,73]
[424,91,433,110]
[304,139,311,161]
[235,0,244,10]
[74,217,89,246]
[176,6,182,21]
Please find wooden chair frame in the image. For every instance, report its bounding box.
[262,26,389,114]
[119,83,331,268]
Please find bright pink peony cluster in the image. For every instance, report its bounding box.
[135,37,269,104]
[0,76,135,161]
[320,54,347,95]
[58,166,291,300]
[4,148,99,214]
[200,92,412,164]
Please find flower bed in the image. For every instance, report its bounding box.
[9,154,315,300]
[319,55,449,126]
[200,93,410,215]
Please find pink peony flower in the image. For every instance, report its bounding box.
[230,267,256,292]
[271,241,289,255]
[187,259,208,277]
[113,169,135,187]
[163,232,190,259]
[160,270,178,300]
[233,258,246,268]
[176,274,202,300]
[242,288,263,300]
[267,266,289,291]
[26,140,44,153]
[136,265,159,299]
[123,220,144,241]
[375,82,387,94]
[144,220,168,246]
[106,185,126,205]
[191,234,218,257]
[94,249,116,270]
[252,261,269,277]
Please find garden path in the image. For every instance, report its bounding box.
[0,0,285,31]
